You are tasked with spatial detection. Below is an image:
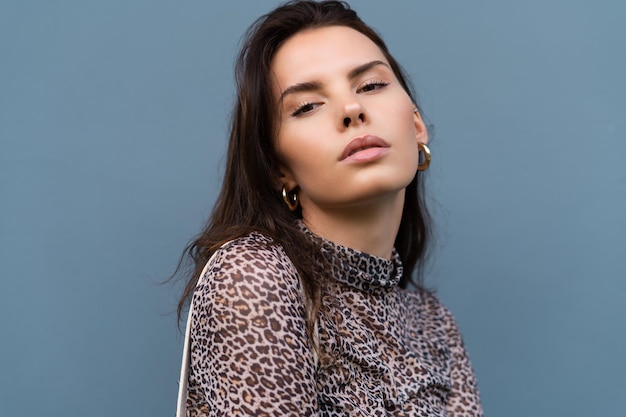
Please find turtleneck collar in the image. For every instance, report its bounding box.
[296,220,403,292]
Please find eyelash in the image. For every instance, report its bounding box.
[289,80,390,117]
[358,79,389,92]
[291,101,318,117]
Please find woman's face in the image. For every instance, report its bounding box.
[271,25,428,216]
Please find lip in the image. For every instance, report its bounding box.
[339,135,390,161]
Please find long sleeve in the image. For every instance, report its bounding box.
[440,304,483,417]
[186,234,319,416]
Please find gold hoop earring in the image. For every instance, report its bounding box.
[417,142,431,171]
[282,184,299,211]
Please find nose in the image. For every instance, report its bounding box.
[341,101,366,129]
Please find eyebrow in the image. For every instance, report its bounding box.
[279,60,389,102]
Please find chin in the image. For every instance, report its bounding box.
[356,170,416,193]
[343,183,410,206]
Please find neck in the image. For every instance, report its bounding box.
[301,191,404,259]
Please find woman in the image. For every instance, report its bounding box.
[175,1,482,415]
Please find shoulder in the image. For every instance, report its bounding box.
[401,287,445,314]
[195,231,303,304]
[187,233,318,414]
[203,232,296,275]
[401,287,462,337]
[401,289,482,412]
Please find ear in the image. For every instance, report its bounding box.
[413,108,429,145]
[276,163,298,192]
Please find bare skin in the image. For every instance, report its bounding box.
[272,26,429,258]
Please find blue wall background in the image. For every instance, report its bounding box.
[1,1,624,416]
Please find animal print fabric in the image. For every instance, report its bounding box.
[186,226,482,416]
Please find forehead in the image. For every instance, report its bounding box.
[271,25,388,90]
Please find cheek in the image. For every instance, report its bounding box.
[384,97,418,135]
[275,129,320,181]
[275,123,300,163]
[274,137,297,181]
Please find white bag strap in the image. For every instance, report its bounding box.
[175,247,223,417]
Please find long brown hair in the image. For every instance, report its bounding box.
[175,0,431,342]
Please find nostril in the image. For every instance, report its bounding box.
[343,117,351,127]
[358,113,364,122]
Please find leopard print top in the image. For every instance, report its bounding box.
[186,226,482,416]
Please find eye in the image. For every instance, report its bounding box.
[358,80,389,93]
[290,101,320,117]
